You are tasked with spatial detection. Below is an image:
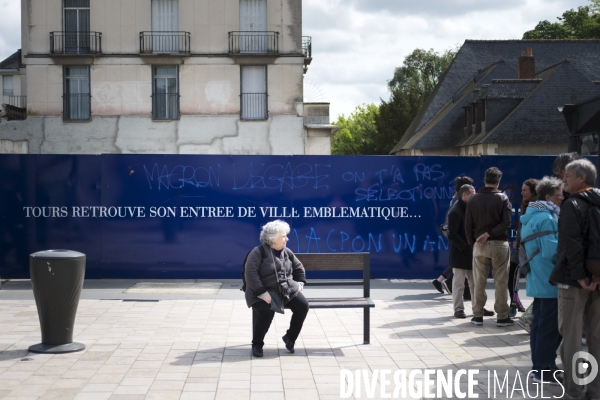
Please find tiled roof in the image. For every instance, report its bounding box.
[0,49,22,70]
[391,40,600,153]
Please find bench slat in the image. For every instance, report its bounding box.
[296,253,367,271]
[308,297,375,309]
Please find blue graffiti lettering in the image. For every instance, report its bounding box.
[143,164,221,190]
[326,229,336,252]
[391,233,417,254]
[438,235,449,250]
[232,163,331,191]
[342,171,365,183]
[414,164,444,181]
[368,233,382,252]
[423,235,437,251]
[290,228,449,254]
[355,183,454,202]
[305,228,321,253]
[375,165,404,185]
[340,231,350,251]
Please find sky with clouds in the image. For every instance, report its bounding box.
[0,0,591,119]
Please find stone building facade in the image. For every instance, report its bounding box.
[0,0,336,154]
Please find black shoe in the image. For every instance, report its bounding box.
[282,335,295,354]
[483,308,495,317]
[252,346,263,357]
[454,310,467,319]
[432,280,444,294]
[471,317,483,326]
[497,317,515,327]
[442,279,452,294]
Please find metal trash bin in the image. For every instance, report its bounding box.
[28,250,86,354]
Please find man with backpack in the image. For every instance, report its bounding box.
[550,159,600,399]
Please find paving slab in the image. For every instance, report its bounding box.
[0,279,571,399]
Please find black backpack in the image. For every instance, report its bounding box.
[241,245,266,292]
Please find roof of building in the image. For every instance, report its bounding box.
[0,49,22,71]
[391,40,600,153]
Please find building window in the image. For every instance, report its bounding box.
[2,75,13,95]
[241,66,267,120]
[151,0,179,53]
[64,0,90,54]
[64,66,90,120]
[152,66,179,120]
[239,0,267,53]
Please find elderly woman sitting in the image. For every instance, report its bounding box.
[244,220,309,357]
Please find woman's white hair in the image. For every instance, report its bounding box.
[259,220,290,245]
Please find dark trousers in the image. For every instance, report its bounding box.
[252,291,309,349]
[508,261,518,301]
[530,297,561,371]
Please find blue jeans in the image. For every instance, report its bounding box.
[530,298,562,371]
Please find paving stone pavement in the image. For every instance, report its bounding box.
[0,281,568,399]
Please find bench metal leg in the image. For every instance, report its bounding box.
[363,307,370,344]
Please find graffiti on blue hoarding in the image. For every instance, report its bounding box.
[143,164,221,190]
[290,227,449,255]
[1,154,566,279]
[355,183,454,202]
[232,162,331,191]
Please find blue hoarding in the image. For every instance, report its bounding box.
[0,154,558,279]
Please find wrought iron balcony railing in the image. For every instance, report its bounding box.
[241,93,268,120]
[229,32,279,55]
[6,95,27,120]
[63,93,91,121]
[302,36,312,58]
[152,93,180,120]
[140,32,190,54]
[50,32,102,55]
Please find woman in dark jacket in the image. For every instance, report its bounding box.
[245,220,308,357]
[448,184,476,318]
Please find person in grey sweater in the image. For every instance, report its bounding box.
[245,220,308,357]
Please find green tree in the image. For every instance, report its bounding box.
[331,104,379,155]
[331,48,456,155]
[522,5,600,39]
[376,48,456,154]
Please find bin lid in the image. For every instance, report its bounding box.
[30,250,86,260]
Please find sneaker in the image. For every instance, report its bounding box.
[509,304,517,317]
[471,317,483,326]
[252,346,263,357]
[454,310,467,319]
[497,317,515,327]
[483,308,495,317]
[442,279,452,294]
[432,280,444,294]
[282,335,295,354]
[532,371,563,386]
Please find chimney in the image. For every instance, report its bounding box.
[518,48,535,79]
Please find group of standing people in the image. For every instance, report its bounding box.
[445,153,600,396]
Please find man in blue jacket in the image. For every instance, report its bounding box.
[520,176,563,385]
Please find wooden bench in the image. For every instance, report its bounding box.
[296,252,374,344]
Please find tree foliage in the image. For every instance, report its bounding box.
[522,5,600,39]
[331,104,379,155]
[331,48,456,155]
